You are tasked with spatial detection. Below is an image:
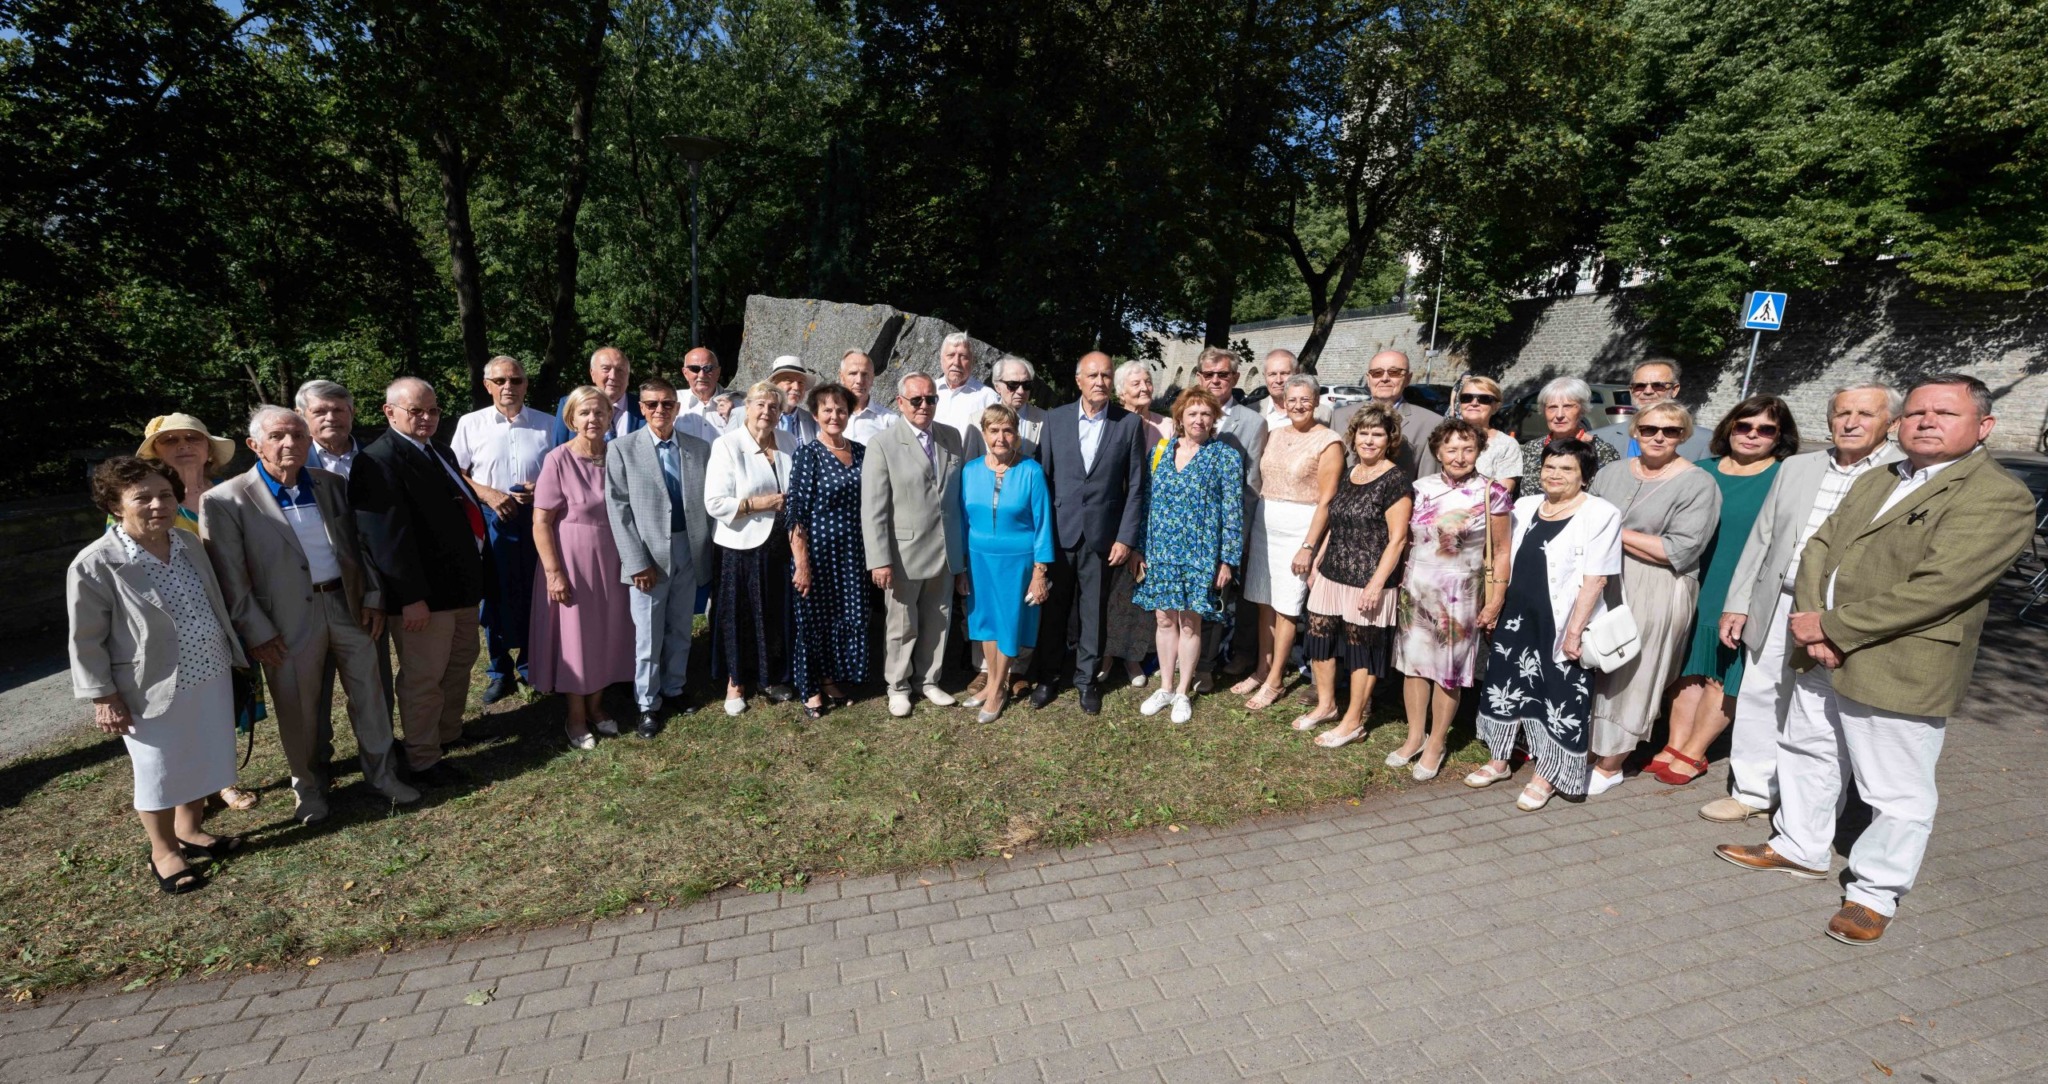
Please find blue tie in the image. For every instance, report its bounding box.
[657,440,685,533]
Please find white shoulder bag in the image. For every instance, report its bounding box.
[1577,490,1640,673]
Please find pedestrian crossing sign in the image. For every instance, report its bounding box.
[1742,291,1786,331]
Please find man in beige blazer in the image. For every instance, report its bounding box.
[862,372,967,718]
[1717,374,2033,944]
[201,406,419,824]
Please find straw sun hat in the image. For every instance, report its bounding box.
[136,413,237,471]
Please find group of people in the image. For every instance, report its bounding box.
[67,339,2035,948]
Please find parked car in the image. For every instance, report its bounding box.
[1322,384,1372,410]
[1502,383,1634,441]
[1403,383,1454,416]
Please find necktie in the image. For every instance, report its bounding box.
[436,445,487,544]
[918,429,933,464]
[657,440,685,531]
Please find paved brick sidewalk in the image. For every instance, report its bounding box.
[6,611,2046,1084]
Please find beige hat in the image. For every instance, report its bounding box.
[137,413,237,471]
[768,356,812,384]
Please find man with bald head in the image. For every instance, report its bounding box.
[840,350,898,444]
[349,377,490,787]
[676,346,729,443]
[1029,351,1150,715]
[553,346,646,445]
[1329,349,1440,477]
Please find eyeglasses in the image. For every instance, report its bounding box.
[1635,424,1685,440]
[1198,369,1235,381]
[640,399,679,412]
[485,376,526,386]
[391,404,442,420]
[683,365,712,374]
[1457,393,1497,405]
[899,395,938,408]
[1731,421,1779,438]
[996,380,1030,391]
[1631,381,1676,393]
[1367,368,1408,379]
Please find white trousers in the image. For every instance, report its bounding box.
[1768,670,1946,917]
[1726,588,1798,810]
[629,536,695,712]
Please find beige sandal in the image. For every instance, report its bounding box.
[217,786,260,811]
[1244,683,1285,711]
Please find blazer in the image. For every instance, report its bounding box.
[348,432,490,613]
[68,531,248,719]
[1035,401,1149,555]
[775,406,821,446]
[861,420,966,580]
[550,393,646,446]
[704,425,801,550]
[1722,444,1904,650]
[605,425,715,586]
[1506,494,1624,663]
[1793,448,2035,717]
[199,466,381,651]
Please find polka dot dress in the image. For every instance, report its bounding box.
[111,530,237,809]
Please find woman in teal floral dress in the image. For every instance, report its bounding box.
[1133,389,1245,724]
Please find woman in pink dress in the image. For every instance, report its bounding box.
[530,386,636,749]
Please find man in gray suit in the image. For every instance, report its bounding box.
[200,406,419,824]
[1699,382,1903,823]
[606,376,716,738]
[862,372,968,718]
[1329,349,1441,478]
[1591,358,1713,460]
[1188,347,1268,684]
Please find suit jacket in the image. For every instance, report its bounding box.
[1215,402,1268,562]
[550,393,647,446]
[776,406,820,446]
[348,432,490,613]
[67,531,248,719]
[199,466,381,652]
[861,421,966,580]
[1723,444,1905,650]
[605,426,715,586]
[1035,401,1149,555]
[1329,400,1441,478]
[1793,448,2034,717]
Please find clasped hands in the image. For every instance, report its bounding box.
[1788,610,1844,668]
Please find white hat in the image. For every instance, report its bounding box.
[768,356,811,383]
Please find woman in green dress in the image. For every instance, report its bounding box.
[1649,396,1800,784]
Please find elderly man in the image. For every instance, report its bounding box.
[449,355,554,702]
[1717,374,2032,944]
[349,378,490,787]
[1329,349,1441,477]
[606,376,715,737]
[552,346,645,445]
[677,346,729,443]
[932,332,1000,445]
[862,372,967,717]
[992,356,1046,455]
[1701,383,1903,824]
[1592,358,1711,459]
[1030,351,1150,715]
[767,356,821,443]
[297,379,369,479]
[1189,346,1269,684]
[839,350,898,443]
[201,407,420,823]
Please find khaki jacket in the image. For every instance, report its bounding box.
[200,467,381,651]
[1793,449,2033,716]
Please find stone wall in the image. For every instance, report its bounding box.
[1155,271,2048,451]
[0,495,109,635]
[734,296,1007,402]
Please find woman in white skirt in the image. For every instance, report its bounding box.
[69,456,248,895]
[1237,375,1343,712]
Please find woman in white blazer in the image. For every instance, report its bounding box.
[1464,440,1622,810]
[704,382,803,714]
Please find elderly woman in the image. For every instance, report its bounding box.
[1465,440,1622,809]
[958,405,1054,723]
[1454,375,1522,488]
[1134,388,1245,724]
[789,383,873,720]
[1652,395,1800,783]
[1098,361,1176,688]
[1393,418,1513,780]
[70,457,248,894]
[1295,404,1412,746]
[530,386,635,749]
[1239,374,1344,711]
[705,381,803,715]
[1585,401,1723,794]
[1518,378,1621,495]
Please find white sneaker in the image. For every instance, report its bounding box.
[1587,768,1626,796]
[889,694,913,718]
[1139,688,1174,716]
[923,685,957,707]
[1130,672,1147,688]
[1169,694,1192,724]
[723,698,747,717]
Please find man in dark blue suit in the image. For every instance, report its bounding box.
[551,346,647,445]
[1029,351,1150,715]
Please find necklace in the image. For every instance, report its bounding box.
[1538,492,1584,519]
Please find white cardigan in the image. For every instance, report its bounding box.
[704,426,800,550]
[1507,493,1624,663]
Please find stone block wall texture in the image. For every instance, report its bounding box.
[1156,271,2048,451]
[735,296,1006,404]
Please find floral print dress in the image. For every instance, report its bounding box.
[1393,472,1512,688]
[1477,514,1592,795]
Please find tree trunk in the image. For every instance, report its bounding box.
[542,0,609,396]
[431,123,489,407]
[1202,270,1235,347]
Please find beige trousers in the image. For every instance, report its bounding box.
[882,571,951,695]
[265,591,402,790]
[391,608,481,770]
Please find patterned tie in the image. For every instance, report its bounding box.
[918,428,933,464]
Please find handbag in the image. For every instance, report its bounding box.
[232,665,268,768]
[1578,603,1641,673]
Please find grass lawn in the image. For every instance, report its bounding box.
[0,642,1482,998]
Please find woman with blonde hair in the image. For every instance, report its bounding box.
[1238,374,1344,712]
[1453,374,1522,487]
[704,381,803,714]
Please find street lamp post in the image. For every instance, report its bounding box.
[663,134,726,348]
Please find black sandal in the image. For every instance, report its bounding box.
[179,834,245,863]
[149,855,208,895]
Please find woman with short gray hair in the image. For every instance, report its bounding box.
[1518,377,1619,495]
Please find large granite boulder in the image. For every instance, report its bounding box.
[734,295,1007,402]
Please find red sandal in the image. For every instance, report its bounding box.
[1651,749,1708,784]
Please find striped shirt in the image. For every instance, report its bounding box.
[1785,445,1892,590]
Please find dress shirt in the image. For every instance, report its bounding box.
[1784,444,1893,589]
[401,433,485,552]
[450,405,553,493]
[916,426,935,464]
[654,436,686,533]
[846,402,899,444]
[935,378,1000,443]
[256,462,342,584]
[311,438,359,479]
[1077,402,1108,474]
[678,391,726,444]
[608,396,634,441]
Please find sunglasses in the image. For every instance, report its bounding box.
[683,364,713,374]
[1732,421,1779,438]
[1458,393,1497,405]
[1198,370,1235,380]
[1631,381,1675,393]
[1367,368,1408,379]
[899,395,938,408]
[1635,424,1685,440]
[996,380,1030,391]
[640,399,679,412]
[485,376,526,386]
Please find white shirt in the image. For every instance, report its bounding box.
[935,378,999,444]
[846,401,899,444]
[311,438,359,479]
[449,405,553,492]
[262,465,342,585]
[1785,444,1893,590]
[1478,430,1522,484]
[678,390,726,444]
[1077,402,1108,474]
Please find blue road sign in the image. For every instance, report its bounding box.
[1742,291,1786,331]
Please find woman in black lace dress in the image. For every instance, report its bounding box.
[1296,404,1413,748]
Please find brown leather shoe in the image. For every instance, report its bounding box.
[1826,902,1891,945]
[1714,843,1827,880]
[965,672,989,697]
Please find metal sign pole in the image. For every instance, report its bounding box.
[1741,330,1761,398]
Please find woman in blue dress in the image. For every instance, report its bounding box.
[788,384,873,720]
[1133,388,1245,724]
[958,404,1053,723]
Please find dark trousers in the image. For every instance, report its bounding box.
[480,502,535,680]
[1033,543,1109,692]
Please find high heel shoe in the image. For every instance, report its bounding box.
[1410,746,1449,781]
